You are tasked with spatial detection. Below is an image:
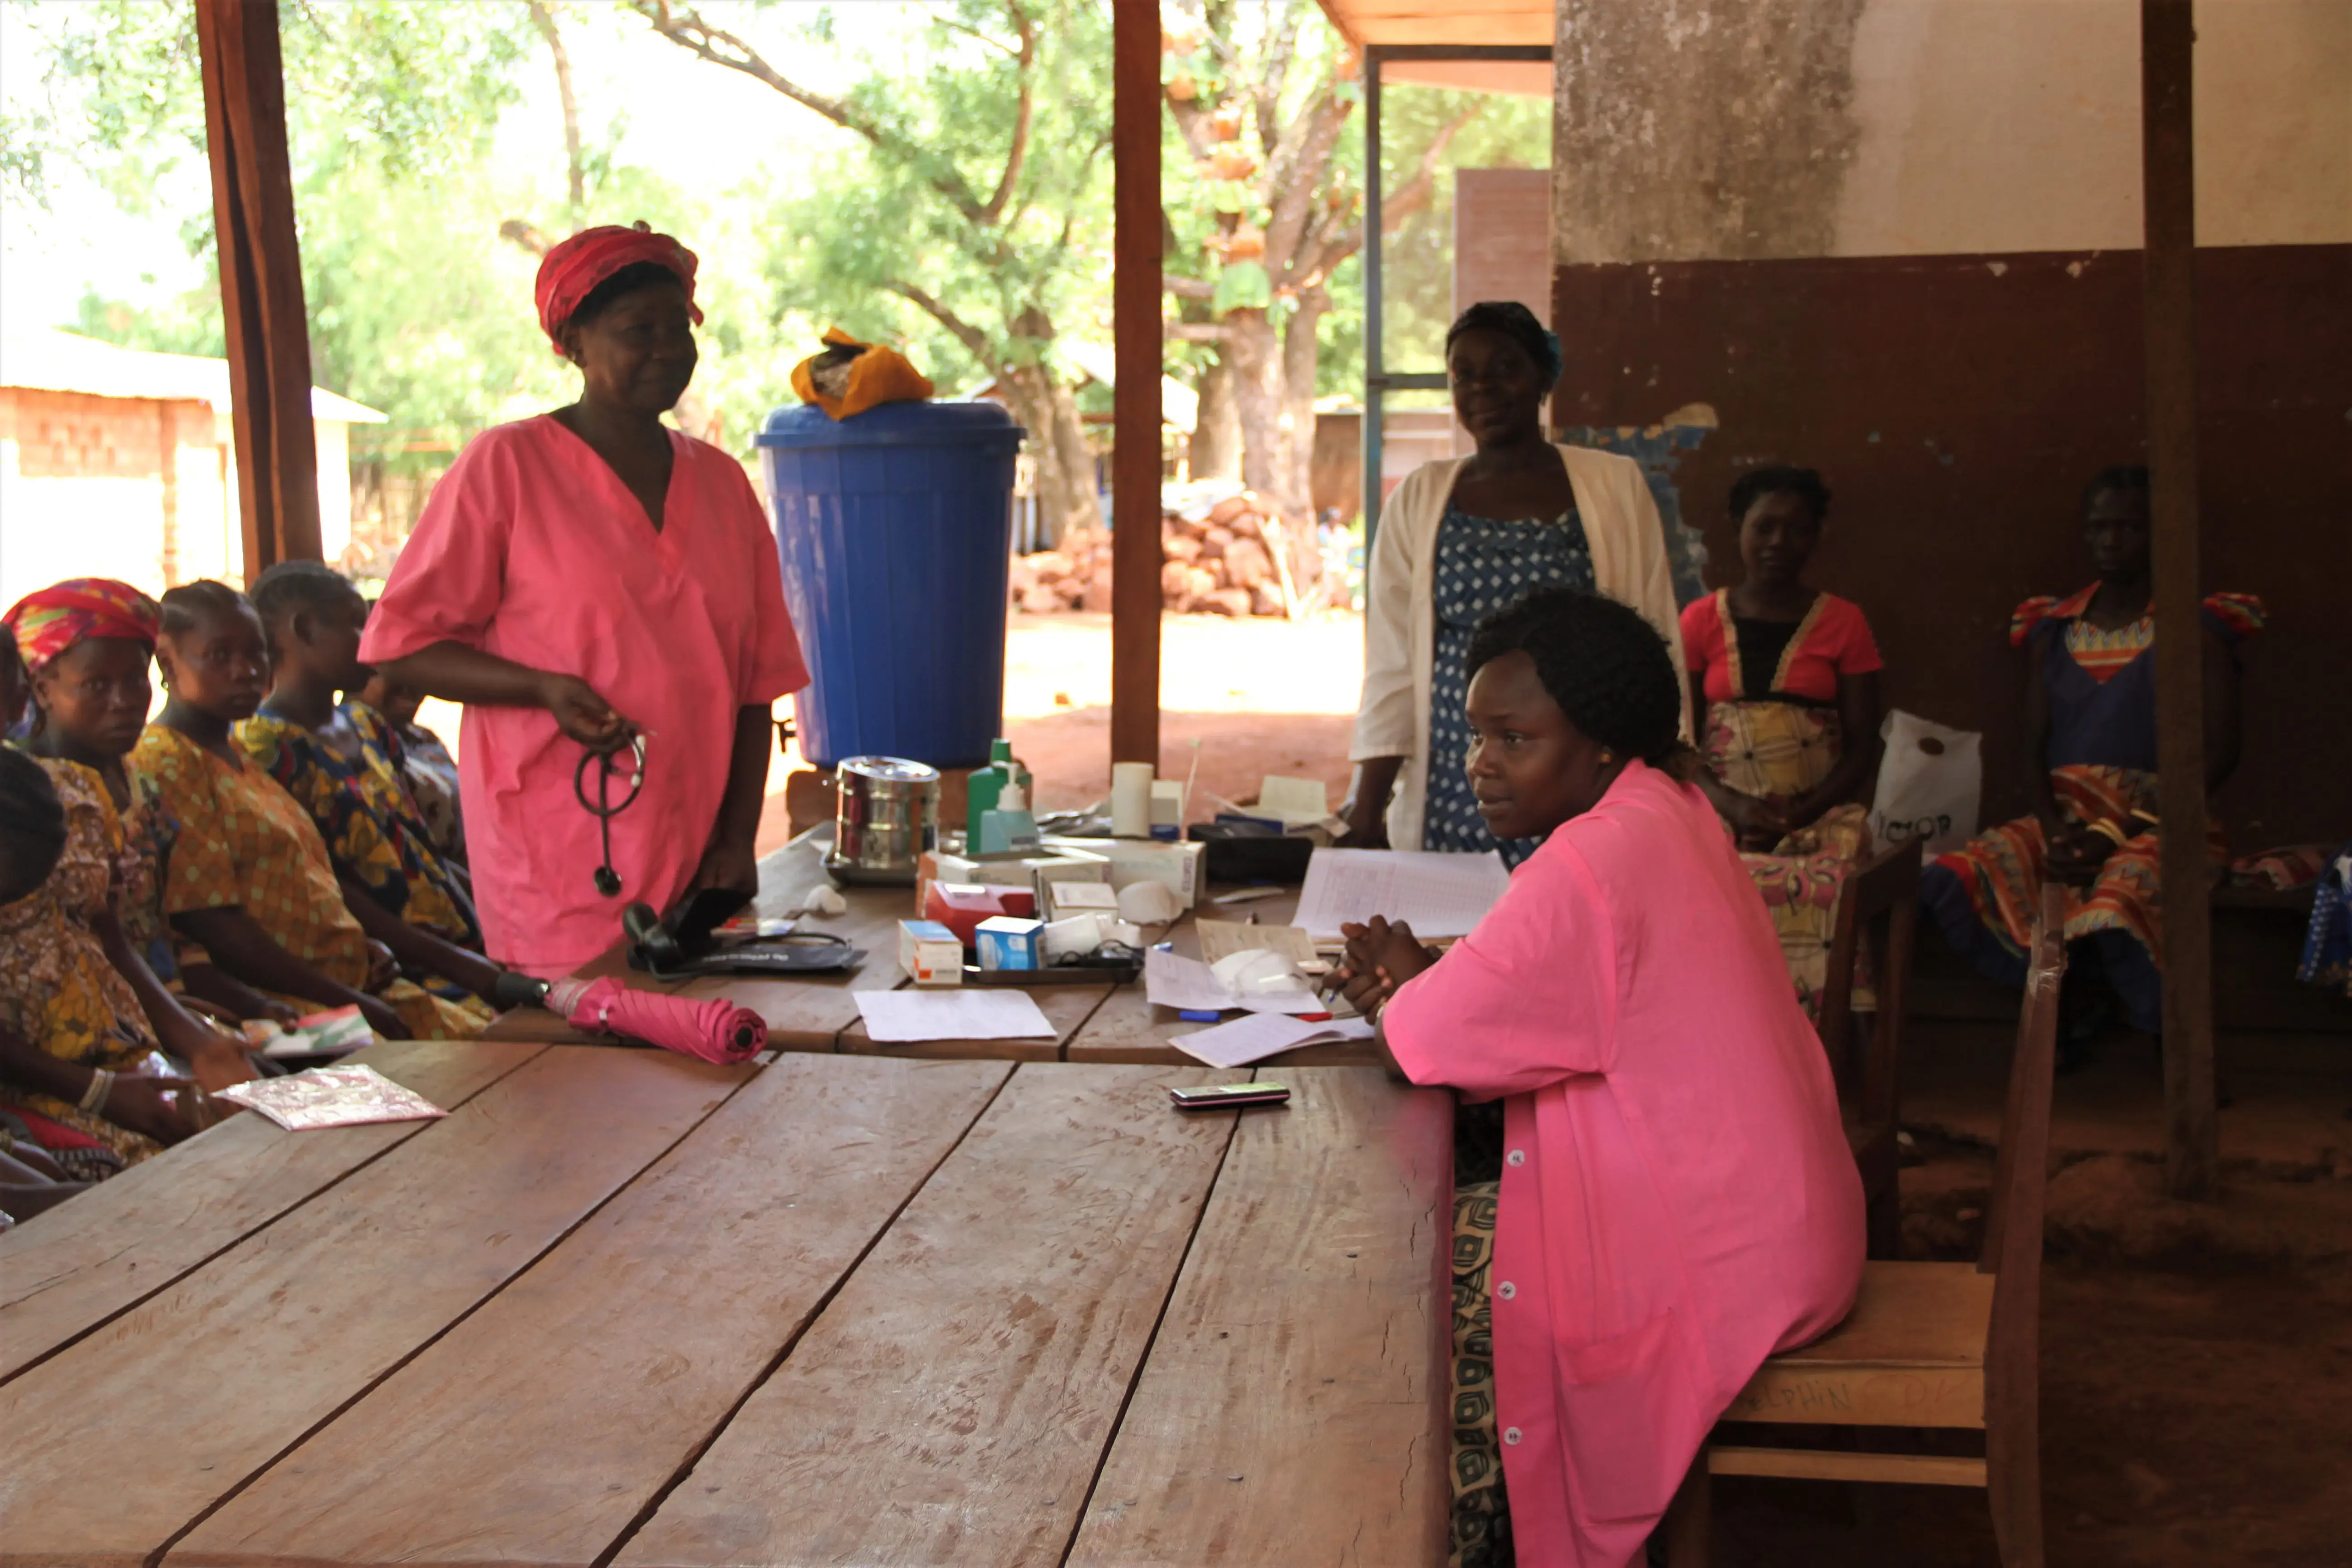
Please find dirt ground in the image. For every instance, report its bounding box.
[1718,1023,2352,1567]
[753,610,1364,848]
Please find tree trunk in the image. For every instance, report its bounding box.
[1222,307,1288,505]
[1279,289,1328,517]
[1189,355,1242,480]
[1000,364,1103,546]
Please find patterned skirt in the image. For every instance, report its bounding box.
[1450,1179,1513,1568]
[1706,701,1872,1020]
[1923,764,2223,1033]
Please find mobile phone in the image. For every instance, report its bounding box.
[1169,1082,1291,1111]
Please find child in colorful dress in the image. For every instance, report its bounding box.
[137,583,510,1040]
[239,561,481,949]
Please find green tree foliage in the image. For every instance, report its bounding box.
[626,0,1116,536]
[7,0,551,470]
[1157,1,1537,513]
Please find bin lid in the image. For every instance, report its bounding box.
[756,399,1026,450]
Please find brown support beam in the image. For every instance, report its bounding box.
[195,0,322,578]
[2141,0,2215,1201]
[1109,0,1162,767]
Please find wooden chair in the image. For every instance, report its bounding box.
[1816,837,1924,1259]
[1665,882,2066,1568]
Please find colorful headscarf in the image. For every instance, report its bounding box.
[1,578,162,672]
[534,222,703,351]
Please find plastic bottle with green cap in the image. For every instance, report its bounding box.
[965,738,1015,844]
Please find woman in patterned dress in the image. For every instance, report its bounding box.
[1681,468,1886,1018]
[136,583,507,1041]
[1348,302,1687,864]
[237,561,481,951]
[1921,467,2261,1035]
[0,583,247,1176]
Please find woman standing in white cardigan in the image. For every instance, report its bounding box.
[1346,302,1689,859]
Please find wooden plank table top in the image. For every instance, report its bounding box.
[0,1046,749,1567]
[0,1036,544,1381]
[0,1046,1448,1568]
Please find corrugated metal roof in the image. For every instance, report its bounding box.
[0,328,387,423]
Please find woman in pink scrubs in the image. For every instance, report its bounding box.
[1338,587,1863,1568]
[363,225,808,978]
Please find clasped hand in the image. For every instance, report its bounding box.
[1331,915,1437,1015]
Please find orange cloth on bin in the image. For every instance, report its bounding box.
[790,328,936,419]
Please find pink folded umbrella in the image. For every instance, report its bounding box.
[545,976,767,1065]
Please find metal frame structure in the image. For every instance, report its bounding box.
[1359,43,1552,549]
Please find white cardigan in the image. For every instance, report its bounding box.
[1350,444,1691,850]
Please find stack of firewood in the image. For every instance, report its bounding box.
[1009,487,1326,618]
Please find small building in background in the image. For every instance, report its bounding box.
[0,328,384,608]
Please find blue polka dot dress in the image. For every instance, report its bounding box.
[1424,506,1595,864]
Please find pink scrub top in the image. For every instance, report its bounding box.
[1384,760,1863,1567]
[360,416,808,977]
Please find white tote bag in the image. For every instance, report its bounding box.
[1868,710,1982,859]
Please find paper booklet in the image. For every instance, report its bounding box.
[1294,848,1510,941]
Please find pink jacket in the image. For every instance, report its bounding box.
[1386,760,1863,1566]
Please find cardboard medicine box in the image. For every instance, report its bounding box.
[974,915,1044,972]
[898,920,964,986]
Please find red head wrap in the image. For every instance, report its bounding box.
[534,222,703,352]
[1,578,162,672]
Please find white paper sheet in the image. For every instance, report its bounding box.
[1294,848,1511,941]
[855,990,1057,1043]
[1168,1011,1377,1068]
[1144,948,1245,1012]
[1145,948,1328,1016]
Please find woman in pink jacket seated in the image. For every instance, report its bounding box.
[1336,586,1864,1568]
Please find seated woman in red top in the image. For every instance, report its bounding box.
[1680,467,1884,1017]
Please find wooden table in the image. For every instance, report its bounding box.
[0,1045,1450,1568]
[486,852,1383,1069]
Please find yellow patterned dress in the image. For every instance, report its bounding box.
[132,725,485,1040]
[236,701,479,948]
[0,756,167,1169]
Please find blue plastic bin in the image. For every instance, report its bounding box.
[756,400,1027,771]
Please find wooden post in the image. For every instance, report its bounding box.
[2141,0,2215,1201]
[195,0,323,578]
[1109,0,1162,767]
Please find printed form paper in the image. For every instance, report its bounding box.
[1294,848,1511,941]
[855,990,1056,1043]
[1170,1012,1377,1068]
[1193,919,1321,966]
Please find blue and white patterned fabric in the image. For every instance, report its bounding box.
[1425,506,1595,864]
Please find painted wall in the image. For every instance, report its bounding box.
[1551,246,2351,847]
[0,386,362,608]
[1551,0,2351,265]
[1538,0,2350,848]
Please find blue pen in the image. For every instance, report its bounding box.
[1177,1009,1222,1022]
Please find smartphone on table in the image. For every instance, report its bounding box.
[1168,1082,1291,1112]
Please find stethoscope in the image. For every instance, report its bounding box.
[574,734,647,897]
